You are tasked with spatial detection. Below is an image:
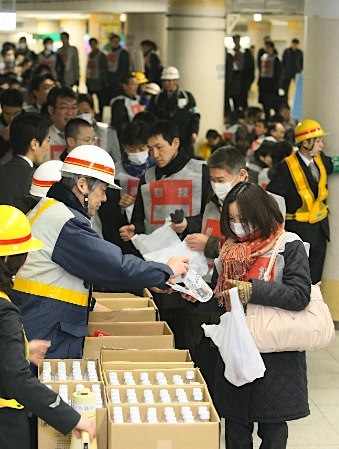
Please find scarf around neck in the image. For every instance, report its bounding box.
[122,152,155,179]
[214,224,284,302]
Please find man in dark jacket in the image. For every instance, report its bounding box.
[281,38,303,97]
[0,113,50,213]
[0,88,23,165]
[149,66,200,157]
[267,119,333,283]
[11,144,188,359]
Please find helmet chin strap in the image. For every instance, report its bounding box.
[82,178,101,214]
[304,139,315,157]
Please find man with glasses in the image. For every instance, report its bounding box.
[46,86,78,161]
[60,117,97,162]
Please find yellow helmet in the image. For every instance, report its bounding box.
[134,72,149,84]
[0,206,43,256]
[295,119,328,144]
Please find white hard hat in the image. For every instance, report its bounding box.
[143,82,161,96]
[61,145,121,189]
[30,160,63,198]
[161,66,180,80]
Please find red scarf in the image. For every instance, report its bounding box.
[214,224,284,301]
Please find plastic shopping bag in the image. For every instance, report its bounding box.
[131,220,180,255]
[202,288,266,387]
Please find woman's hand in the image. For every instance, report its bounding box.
[28,340,51,366]
[93,302,112,312]
[73,416,96,441]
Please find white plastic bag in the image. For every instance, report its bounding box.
[202,288,266,387]
[131,220,180,255]
[132,222,209,278]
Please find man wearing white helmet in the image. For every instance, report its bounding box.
[150,66,200,157]
[30,160,63,198]
[10,144,189,359]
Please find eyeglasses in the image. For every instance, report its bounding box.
[55,105,78,112]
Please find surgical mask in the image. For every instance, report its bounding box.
[78,113,93,124]
[211,181,233,201]
[230,222,255,238]
[45,44,53,53]
[19,43,27,50]
[127,150,149,165]
[5,54,15,62]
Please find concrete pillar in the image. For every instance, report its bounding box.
[303,0,339,322]
[167,0,226,147]
[125,13,167,70]
[59,19,87,89]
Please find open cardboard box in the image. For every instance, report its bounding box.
[100,348,194,371]
[106,384,212,404]
[89,297,159,322]
[93,288,152,300]
[103,367,206,387]
[83,322,174,359]
[108,402,220,449]
[38,359,101,382]
[38,381,107,449]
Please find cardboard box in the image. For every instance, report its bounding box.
[83,322,174,359]
[38,359,101,382]
[89,298,159,322]
[102,368,206,387]
[100,349,194,371]
[108,403,220,449]
[106,384,212,404]
[38,381,107,449]
[93,288,152,300]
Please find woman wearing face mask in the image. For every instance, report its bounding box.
[0,205,95,449]
[183,182,311,449]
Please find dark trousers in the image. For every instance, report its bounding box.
[225,420,288,449]
[308,230,327,284]
[0,408,31,449]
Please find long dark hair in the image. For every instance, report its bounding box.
[0,254,27,294]
[221,182,283,239]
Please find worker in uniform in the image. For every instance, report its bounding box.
[0,205,95,449]
[266,119,334,283]
[119,120,212,349]
[149,66,200,157]
[10,144,189,359]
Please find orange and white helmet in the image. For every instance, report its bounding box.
[30,160,63,198]
[61,145,121,189]
[143,83,161,96]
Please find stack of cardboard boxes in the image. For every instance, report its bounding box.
[38,289,220,449]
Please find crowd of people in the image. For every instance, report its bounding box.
[0,30,336,449]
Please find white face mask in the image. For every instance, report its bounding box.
[19,43,27,50]
[78,113,93,124]
[211,180,233,201]
[127,150,149,165]
[230,222,255,238]
[45,44,53,53]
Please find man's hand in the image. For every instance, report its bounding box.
[191,133,198,144]
[171,218,188,234]
[181,291,198,303]
[119,193,135,209]
[1,125,10,142]
[93,302,112,312]
[119,224,135,241]
[73,416,96,441]
[166,256,189,278]
[186,233,208,251]
[28,340,51,366]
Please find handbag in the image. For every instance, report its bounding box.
[246,232,335,352]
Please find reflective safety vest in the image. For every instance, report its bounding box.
[0,291,27,410]
[14,198,89,308]
[285,154,328,224]
[201,200,221,282]
[141,159,204,234]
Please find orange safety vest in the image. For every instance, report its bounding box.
[285,154,328,224]
[0,291,27,409]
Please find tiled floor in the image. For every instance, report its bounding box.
[220,330,339,448]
